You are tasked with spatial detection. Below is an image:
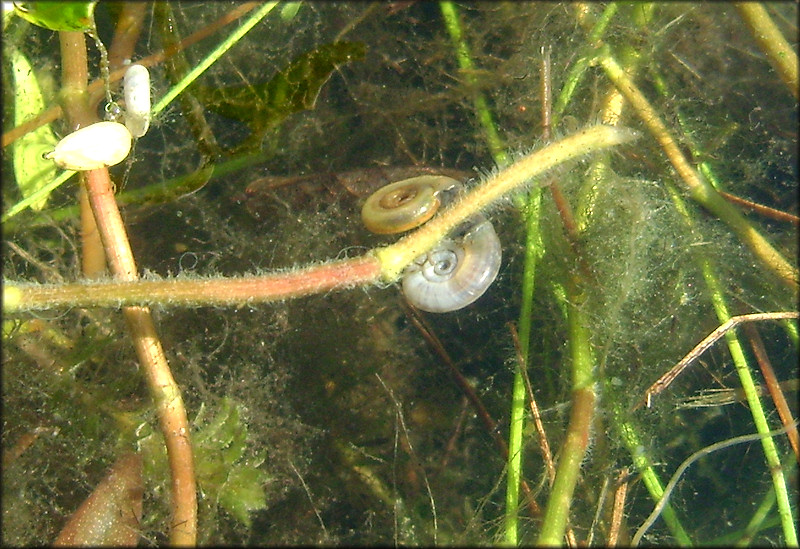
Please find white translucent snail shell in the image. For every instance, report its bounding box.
[44,121,132,171]
[402,218,502,313]
[123,64,151,138]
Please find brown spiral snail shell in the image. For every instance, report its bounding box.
[362,175,502,312]
[360,175,460,234]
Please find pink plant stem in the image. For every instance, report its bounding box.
[10,256,383,310]
[59,29,197,546]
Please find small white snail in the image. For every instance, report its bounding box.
[361,175,460,234]
[123,64,151,138]
[45,121,132,171]
[401,217,502,313]
[363,176,502,312]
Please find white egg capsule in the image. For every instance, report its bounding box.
[402,218,502,313]
[45,121,132,171]
[123,64,151,138]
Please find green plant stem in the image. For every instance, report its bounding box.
[2,3,261,149]
[155,1,221,159]
[1,169,75,223]
[734,2,798,99]
[151,1,278,117]
[537,298,596,545]
[3,151,267,232]
[504,189,543,546]
[737,485,778,546]
[438,1,507,164]
[553,2,618,126]
[613,405,693,545]
[597,47,798,290]
[666,183,797,546]
[437,5,539,544]
[632,424,798,546]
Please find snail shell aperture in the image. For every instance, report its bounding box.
[361,175,460,234]
[401,217,502,312]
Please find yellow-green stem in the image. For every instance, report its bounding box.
[598,49,798,290]
[537,298,596,545]
[666,183,797,545]
[375,125,637,282]
[734,2,798,99]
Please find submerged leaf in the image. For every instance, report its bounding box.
[218,464,270,527]
[139,397,271,527]
[194,41,366,135]
[13,1,96,32]
[9,46,58,211]
[192,398,270,526]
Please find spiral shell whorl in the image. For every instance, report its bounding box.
[361,175,459,234]
[401,218,502,312]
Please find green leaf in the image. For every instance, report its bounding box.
[218,464,270,527]
[13,1,96,32]
[194,41,366,135]
[280,2,302,21]
[9,46,58,211]
[139,397,270,528]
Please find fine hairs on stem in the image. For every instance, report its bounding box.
[3,124,638,313]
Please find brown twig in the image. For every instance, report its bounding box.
[744,323,800,464]
[107,2,149,74]
[607,468,629,546]
[635,311,799,410]
[719,190,800,226]
[507,323,556,486]
[540,44,552,141]
[403,303,541,517]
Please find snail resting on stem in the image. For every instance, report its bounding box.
[362,175,501,312]
[402,217,502,312]
[361,175,460,234]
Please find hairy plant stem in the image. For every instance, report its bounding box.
[4,125,636,313]
[375,125,637,281]
[58,30,197,546]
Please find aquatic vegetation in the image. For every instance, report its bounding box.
[3,2,797,545]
